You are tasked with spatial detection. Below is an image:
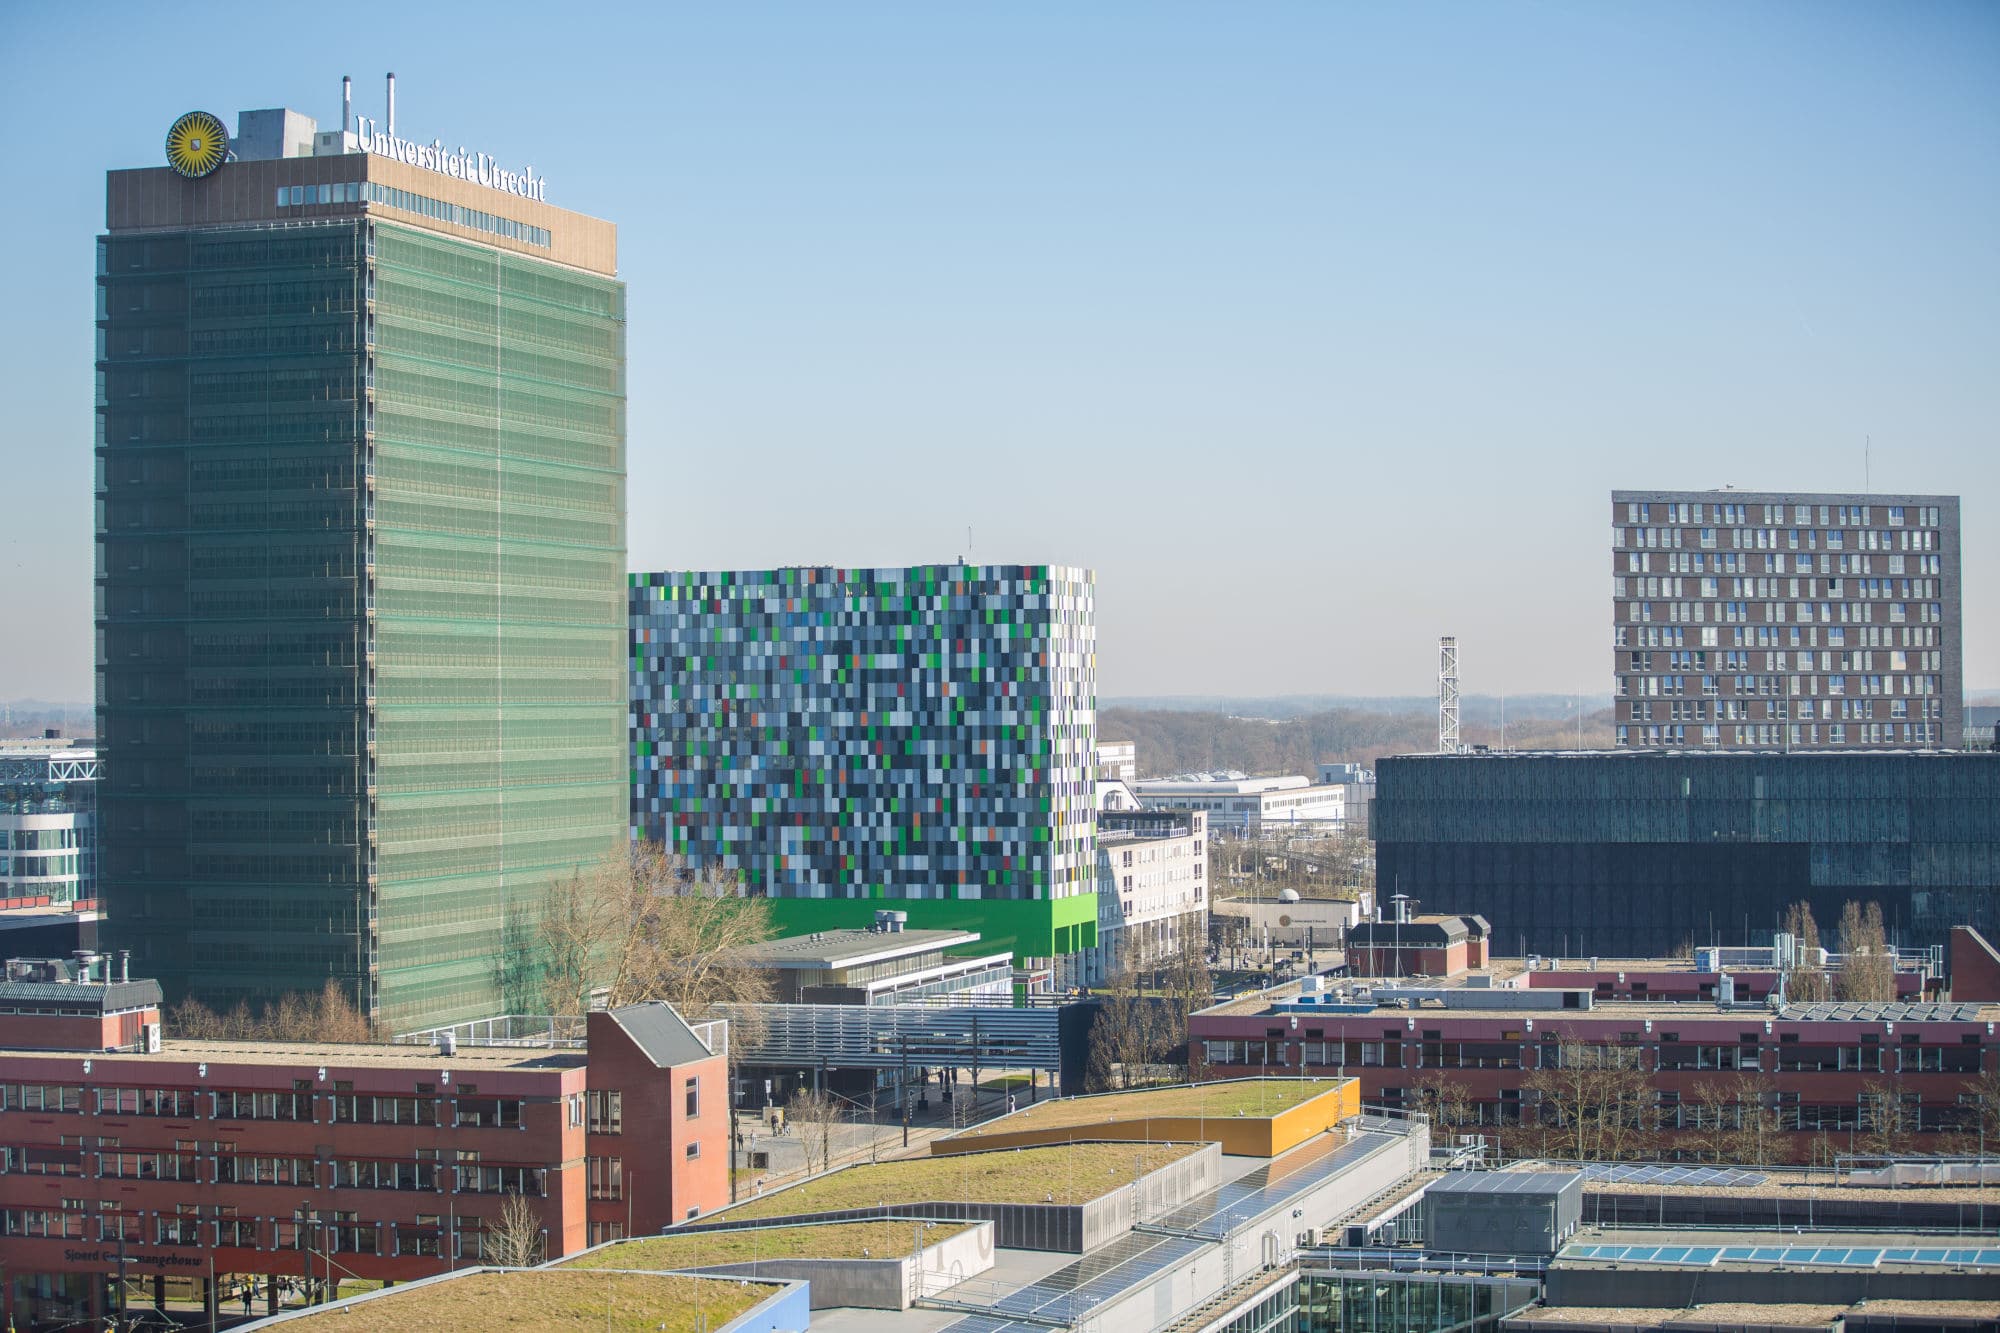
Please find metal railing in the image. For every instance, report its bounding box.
[392,1015,585,1048]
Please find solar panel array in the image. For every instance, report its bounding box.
[1580,1164,1766,1188]
[1566,1243,2000,1269]
[1783,1002,1982,1022]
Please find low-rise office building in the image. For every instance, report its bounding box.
[0,956,727,1328]
[1130,774,1347,838]
[1090,808,1207,984]
[1095,740,1137,783]
[1316,762,1376,837]
[1188,926,1994,1163]
[0,739,96,908]
[1209,893,1364,958]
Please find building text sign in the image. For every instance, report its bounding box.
[353,116,547,202]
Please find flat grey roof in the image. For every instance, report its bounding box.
[734,928,983,969]
[607,1002,716,1068]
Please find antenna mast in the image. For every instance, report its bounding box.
[1438,636,1459,753]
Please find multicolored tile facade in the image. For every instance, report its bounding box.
[629,565,1097,905]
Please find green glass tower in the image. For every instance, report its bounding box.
[97,105,626,1030]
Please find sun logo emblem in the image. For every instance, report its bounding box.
[165,111,229,178]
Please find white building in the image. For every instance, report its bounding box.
[1129,774,1346,837]
[1094,740,1137,783]
[1090,807,1207,985]
[1315,762,1376,837]
[0,741,96,906]
[1211,891,1367,958]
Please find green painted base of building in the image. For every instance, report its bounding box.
[759,893,1098,965]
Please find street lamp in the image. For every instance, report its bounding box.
[300,1203,316,1307]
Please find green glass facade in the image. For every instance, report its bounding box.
[98,203,625,1029]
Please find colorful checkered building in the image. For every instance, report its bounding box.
[629,564,1099,980]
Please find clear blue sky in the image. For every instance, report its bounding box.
[4,2,1994,702]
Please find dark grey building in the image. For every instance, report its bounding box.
[1426,1171,1583,1256]
[1373,750,2000,958]
[1612,490,1961,751]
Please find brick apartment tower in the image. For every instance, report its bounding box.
[1611,490,1961,749]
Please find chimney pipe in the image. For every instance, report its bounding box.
[386,72,396,136]
[342,75,352,134]
[118,950,130,984]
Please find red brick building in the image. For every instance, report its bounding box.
[1192,937,1994,1163]
[1343,914,1489,978]
[0,957,727,1329]
[1949,926,2000,1003]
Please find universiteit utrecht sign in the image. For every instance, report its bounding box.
[352,115,547,202]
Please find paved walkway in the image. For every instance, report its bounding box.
[727,1078,1049,1203]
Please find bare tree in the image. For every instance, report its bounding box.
[1157,921,1213,1063]
[1835,901,1896,1002]
[1690,1079,1781,1166]
[1524,1038,1654,1161]
[536,844,774,1116]
[787,1087,841,1175]
[1856,1077,1918,1160]
[537,843,775,1016]
[485,1192,544,1267]
[1412,1070,1476,1139]
[1087,965,1161,1091]
[1780,901,1832,1004]
[169,980,372,1044]
[1951,1062,2000,1155]
[946,1075,977,1134]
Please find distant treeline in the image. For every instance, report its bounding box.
[0,700,93,741]
[1099,703,1614,777]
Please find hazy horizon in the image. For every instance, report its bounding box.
[4,4,1993,702]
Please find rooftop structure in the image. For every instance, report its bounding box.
[242,1269,798,1332]
[1345,911,1492,978]
[0,952,161,1052]
[672,1106,1431,1328]
[1427,1170,1584,1256]
[930,1077,1357,1158]
[1610,490,1962,750]
[1548,1228,2000,1311]
[729,923,1013,1006]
